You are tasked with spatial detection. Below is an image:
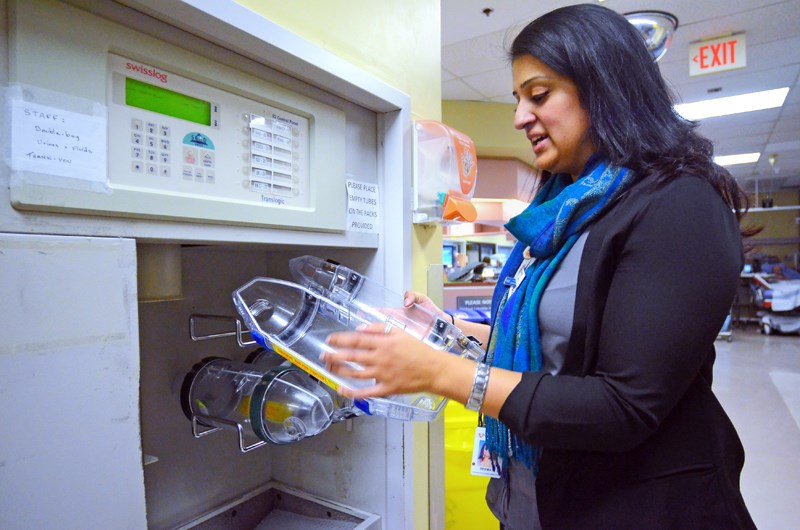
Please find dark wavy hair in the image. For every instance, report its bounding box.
[510,3,753,227]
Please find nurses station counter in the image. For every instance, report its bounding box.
[0,1,423,528]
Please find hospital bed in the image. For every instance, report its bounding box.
[749,271,800,335]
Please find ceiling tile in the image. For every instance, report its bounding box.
[442,77,486,101]
[442,31,509,78]
[461,67,513,100]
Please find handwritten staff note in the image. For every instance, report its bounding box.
[9,95,106,183]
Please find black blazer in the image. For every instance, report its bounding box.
[498,174,757,529]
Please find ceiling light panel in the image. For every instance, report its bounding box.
[675,87,790,120]
[714,153,760,166]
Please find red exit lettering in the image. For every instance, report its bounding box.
[693,40,737,69]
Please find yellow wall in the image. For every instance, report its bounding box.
[232,3,442,528]
[743,190,800,263]
[442,100,533,165]
[234,0,441,121]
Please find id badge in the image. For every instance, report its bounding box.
[470,426,501,478]
[506,257,533,297]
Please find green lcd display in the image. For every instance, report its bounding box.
[125,77,211,126]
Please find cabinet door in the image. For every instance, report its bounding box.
[0,233,146,529]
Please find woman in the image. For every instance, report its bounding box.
[478,442,496,472]
[323,4,756,528]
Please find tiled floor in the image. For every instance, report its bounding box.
[713,326,800,529]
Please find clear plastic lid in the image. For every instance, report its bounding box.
[247,347,360,423]
[232,257,485,422]
[251,368,334,444]
[181,358,334,444]
[289,256,485,362]
[233,278,443,421]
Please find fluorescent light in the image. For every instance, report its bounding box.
[675,87,789,120]
[714,153,760,166]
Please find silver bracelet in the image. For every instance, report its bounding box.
[465,362,491,412]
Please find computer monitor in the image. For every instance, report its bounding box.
[443,246,455,268]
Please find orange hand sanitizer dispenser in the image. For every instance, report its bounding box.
[413,120,478,224]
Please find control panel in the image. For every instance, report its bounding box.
[9,3,347,233]
[108,54,312,211]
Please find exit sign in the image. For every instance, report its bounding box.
[689,34,746,76]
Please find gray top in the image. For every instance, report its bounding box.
[486,231,589,529]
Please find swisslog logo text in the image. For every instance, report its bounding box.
[125,62,168,83]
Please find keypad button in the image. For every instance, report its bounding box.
[252,141,270,154]
[146,122,157,135]
[252,167,270,179]
[146,149,157,162]
[131,132,143,145]
[131,118,143,131]
[160,125,170,138]
[273,121,291,135]
[131,147,143,159]
[183,147,198,165]
[132,161,143,173]
[146,163,158,175]
[160,166,171,177]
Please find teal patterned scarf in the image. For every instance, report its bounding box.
[484,155,636,472]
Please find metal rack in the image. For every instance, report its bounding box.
[186,314,266,452]
[189,313,256,347]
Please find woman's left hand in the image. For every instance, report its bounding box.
[322,322,444,399]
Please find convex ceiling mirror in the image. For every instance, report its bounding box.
[624,10,679,62]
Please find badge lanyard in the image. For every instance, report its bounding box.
[470,254,533,478]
